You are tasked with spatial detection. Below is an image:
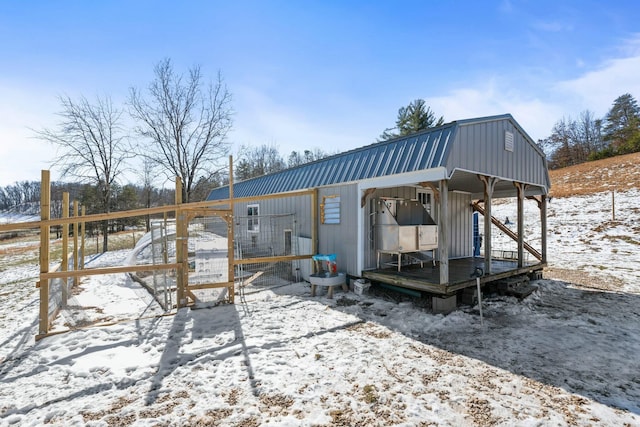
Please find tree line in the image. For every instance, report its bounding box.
[0,180,175,236]
[539,93,640,169]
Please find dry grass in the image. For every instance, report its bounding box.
[549,151,640,198]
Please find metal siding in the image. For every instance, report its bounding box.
[231,194,312,240]
[364,195,375,269]
[318,184,358,275]
[487,121,497,177]
[448,192,473,258]
[442,117,548,192]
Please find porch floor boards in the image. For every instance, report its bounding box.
[362,257,544,295]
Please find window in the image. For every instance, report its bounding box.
[321,195,341,224]
[416,189,432,214]
[247,204,259,232]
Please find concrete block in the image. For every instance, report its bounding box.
[461,287,479,306]
[432,295,457,314]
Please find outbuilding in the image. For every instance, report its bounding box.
[207,114,550,298]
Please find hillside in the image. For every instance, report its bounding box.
[549,151,640,198]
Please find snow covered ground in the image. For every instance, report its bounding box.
[1,190,640,426]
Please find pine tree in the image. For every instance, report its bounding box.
[379,99,444,141]
[603,93,640,153]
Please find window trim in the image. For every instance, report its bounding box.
[321,195,341,224]
[247,203,260,233]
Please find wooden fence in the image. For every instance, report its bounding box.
[0,168,317,339]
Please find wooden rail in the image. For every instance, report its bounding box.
[5,166,320,338]
[38,263,181,281]
[472,201,542,261]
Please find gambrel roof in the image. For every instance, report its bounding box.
[207,114,550,201]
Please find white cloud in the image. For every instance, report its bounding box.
[554,49,640,117]
[423,34,640,142]
[428,80,563,141]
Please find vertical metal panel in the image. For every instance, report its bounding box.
[448,192,473,258]
[318,184,359,275]
[233,195,312,239]
[445,117,549,191]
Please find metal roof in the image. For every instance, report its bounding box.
[208,122,456,200]
[207,114,548,200]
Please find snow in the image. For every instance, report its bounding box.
[1,191,640,426]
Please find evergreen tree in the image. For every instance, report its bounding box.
[379,99,444,141]
[603,93,640,154]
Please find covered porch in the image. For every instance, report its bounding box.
[362,256,545,295]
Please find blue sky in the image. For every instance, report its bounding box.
[1,0,639,186]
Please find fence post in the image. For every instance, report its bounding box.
[612,190,615,221]
[175,177,185,308]
[228,155,235,303]
[38,170,51,337]
[73,200,79,286]
[61,192,69,306]
[80,206,86,270]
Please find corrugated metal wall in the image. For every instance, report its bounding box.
[318,184,359,275]
[232,194,312,239]
[447,191,473,258]
[447,119,548,188]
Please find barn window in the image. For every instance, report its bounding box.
[321,195,341,224]
[417,189,432,215]
[247,204,260,232]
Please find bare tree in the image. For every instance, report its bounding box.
[235,144,286,180]
[287,148,332,168]
[35,95,129,251]
[137,158,157,231]
[129,59,233,203]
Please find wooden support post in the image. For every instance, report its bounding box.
[80,206,86,270]
[175,177,185,308]
[438,179,449,285]
[479,175,497,275]
[73,200,79,286]
[39,170,51,336]
[311,188,319,270]
[515,183,526,268]
[541,195,548,264]
[61,192,69,306]
[228,156,235,303]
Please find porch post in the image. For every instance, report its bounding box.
[480,176,497,275]
[438,179,449,285]
[515,182,526,268]
[541,195,548,264]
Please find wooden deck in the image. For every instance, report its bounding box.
[362,257,545,295]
